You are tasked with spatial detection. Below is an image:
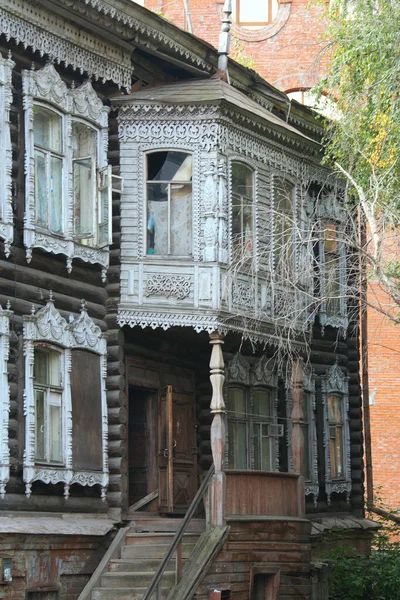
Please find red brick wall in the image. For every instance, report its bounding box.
[367,234,400,511]
[144,0,330,92]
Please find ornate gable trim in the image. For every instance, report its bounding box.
[0,53,15,257]
[251,355,277,387]
[68,302,106,353]
[0,304,12,498]
[70,80,110,127]
[227,353,250,385]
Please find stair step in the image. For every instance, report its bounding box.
[100,571,175,588]
[108,558,177,572]
[127,518,205,533]
[125,532,199,545]
[92,587,169,600]
[121,543,196,560]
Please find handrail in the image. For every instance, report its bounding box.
[143,464,215,600]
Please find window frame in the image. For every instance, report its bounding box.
[321,362,351,505]
[23,296,108,500]
[301,367,319,505]
[318,192,348,331]
[145,150,193,258]
[235,0,279,26]
[226,353,280,472]
[23,64,118,280]
[230,161,256,263]
[0,304,12,498]
[0,54,15,257]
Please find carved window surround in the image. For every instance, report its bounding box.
[0,54,15,258]
[225,353,280,471]
[0,2,131,89]
[321,362,351,505]
[23,64,114,280]
[0,304,12,498]
[318,192,348,333]
[23,297,108,500]
[303,367,319,505]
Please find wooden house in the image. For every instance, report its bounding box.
[0,0,377,598]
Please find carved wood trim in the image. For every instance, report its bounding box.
[0,54,15,258]
[22,298,109,499]
[0,304,12,498]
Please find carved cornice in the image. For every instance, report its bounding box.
[227,353,250,385]
[58,0,212,72]
[251,355,277,387]
[0,2,131,89]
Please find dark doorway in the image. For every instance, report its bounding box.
[128,387,157,508]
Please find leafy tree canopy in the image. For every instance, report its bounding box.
[315,0,400,316]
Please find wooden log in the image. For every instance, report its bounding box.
[107,375,125,391]
[106,389,126,409]
[108,424,126,440]
[108,440,126,457]
[108,407,127,425]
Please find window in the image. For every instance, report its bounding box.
[146,151,192,256]
[300,392,311,480]
[274,178,294,279]
[321,362,351,504]
[23,64,119,278]
[231,162,254,259]
[233,0,279,27]
[318,194,348,331]
[226,354,281,471]
[33,106,64,235]
[322,223,340,316]
[23,297,108,499]
[0,54,15,257]
[34,347,63,463]
[298,367,319,506]
[0,305,12,498]
[328,394,343,479]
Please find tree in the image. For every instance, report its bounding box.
[315,0,400,323]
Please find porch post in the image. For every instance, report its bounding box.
[290,359,305,475]
[208,332,226,527]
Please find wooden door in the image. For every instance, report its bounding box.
[158,386,197,513]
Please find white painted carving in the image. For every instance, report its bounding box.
[23,64,113,274]
[0,2,131,89]
[145,275,191,300]
[0,54,15,257]
[23,297,108,499]
[227,353,250,385]
[321,361,351,505]
[251,355,277,387]
[0,304,12,497]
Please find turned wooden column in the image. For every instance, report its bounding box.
[209,332,226,527]
[290,359,305,475]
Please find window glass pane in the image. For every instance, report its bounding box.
[50,156,63,234]
[253,422,272,470]
[252,389,271,418]
[170,184,192,255]
[335,426,343,477]
[33,106,62,153]
[49,401,62,462]
[325,255,341,314]
[35,151,47,228]
[324,223,338,253]
[72,123,96,241]
[147,151,192,182]
[231,163,253,256]
[35,390,45,461]
[228,421,247,469]
[34,349,48,384]
[328,395,342,423]
[274,180,294,274]
[239,0,269,23]
[48,351,61,387]
[228,387,246,416]
[147,182,168,254]
[99,187,109,246]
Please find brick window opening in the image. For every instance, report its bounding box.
[234,0,279,27]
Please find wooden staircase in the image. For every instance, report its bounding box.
[80,517,205,600]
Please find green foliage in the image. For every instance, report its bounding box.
[313,0,400,315]
[230,37,255,71]
[325,499,400,599]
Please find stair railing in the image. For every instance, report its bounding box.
[143,464,215,600]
